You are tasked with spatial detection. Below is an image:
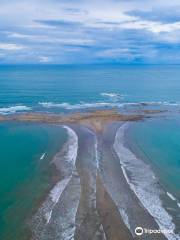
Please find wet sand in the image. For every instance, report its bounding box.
[98,122,167,240]
[0,109,146,132]
[96,175,132,240]
[71,125,105,240]
[0,110,169,239]
[48,122,167,240]
[71,124,133,240]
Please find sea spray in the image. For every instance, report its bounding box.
[114,123,180,240]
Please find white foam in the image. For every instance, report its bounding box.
[39,100,180,111]
[0,105,31,114]
[113,123,180,240]
[101,92,123,101]
[95,137,99,170]
[40,152,46,160]
[45,210,52,224]
[99,224,107,240]
[32,125,79,229]
[121,165,130,185]
[166,192,180,209]
[50,177,71,204]
[62,126,78,165]
[167,192,176,201]
[119,208,131,231]
[140,101,180,107]
[45,126,78,223]
[39,101,124,109]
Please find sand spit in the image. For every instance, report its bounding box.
[0,109,170,240]
[0,109,164,132]
[96,175,133,240]
[141,109,166,114]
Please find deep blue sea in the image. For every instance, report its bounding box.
[0,64,180,238]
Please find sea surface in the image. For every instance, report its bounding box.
[0,122,67,240]
[0,64,180,239]
[128,119,180,233]
[1,64,180,113]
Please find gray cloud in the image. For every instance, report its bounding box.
[0,0,180,63]
[126,7,180,23]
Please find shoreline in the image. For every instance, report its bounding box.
[98,122,168,239]
[29,122,135,239]
[125,123,180,235]
[1,109,178,239]
[0,108,164,133]
[114,123,180,239]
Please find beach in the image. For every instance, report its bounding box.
[0,62,180,240]
[0,109,178,239]
[29,121,135,240]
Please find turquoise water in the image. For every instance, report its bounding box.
[128,118,180,233]
[0,64,180,237]
[129,118,180,199]
[0,122,67,240]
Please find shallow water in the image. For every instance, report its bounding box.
[129,118,180,201]
[1,64,180,239]
[128,119,180,234]
[0,122,67,240]
[114,123,180,239]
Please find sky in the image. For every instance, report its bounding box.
[0,0,180,64]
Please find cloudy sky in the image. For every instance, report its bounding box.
[0,0,180,64]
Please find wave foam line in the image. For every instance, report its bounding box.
[40,152,46,160]
[44,176,71,224]
[39,100,180,110]
[100,92,123,101]
[113,123,180,240]
[95,137,99,170]
[39,101,125,109]
[62,126,78,165]
[167,192,176,201]
[45,126,78,223]
[0,105,31,114]
[31,125,79,239]
[167,192,180,209]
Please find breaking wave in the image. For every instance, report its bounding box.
[100,92,123,101]
[114,123,180,240]
[166,192,180,209]
[39,100,180,111]
[31,125,79,239]
[0,105,31,114]
[39,101,125,109]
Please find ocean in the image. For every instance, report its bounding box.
[0,122,68,240]
[0,64,180,239]
[1,64,180,113]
